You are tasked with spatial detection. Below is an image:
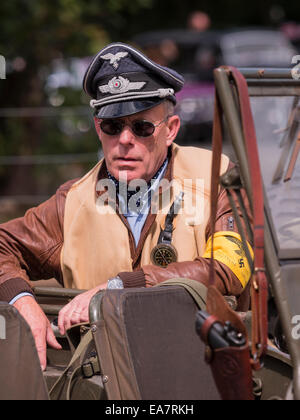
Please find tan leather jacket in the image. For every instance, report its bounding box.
[0,145,253,310]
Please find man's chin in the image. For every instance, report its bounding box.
[112,168,143,183]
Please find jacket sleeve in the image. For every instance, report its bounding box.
[0,180,76,302]
[139,185,253,298]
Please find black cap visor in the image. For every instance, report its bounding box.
[94,97,176,119]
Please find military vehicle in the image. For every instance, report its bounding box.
[0,66,299,400]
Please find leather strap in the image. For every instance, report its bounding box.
[228,67,268,368]
[156,278,207,311]
[209,66,268,369]
[209,92,224,287]
[225,188,254,274]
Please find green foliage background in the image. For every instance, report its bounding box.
[0,0,299,217]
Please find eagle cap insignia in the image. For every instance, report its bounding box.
[225,235,246,257]
[99,76,146,95]
[100,52,129,70]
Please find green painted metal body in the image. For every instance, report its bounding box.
[214,67,300,400]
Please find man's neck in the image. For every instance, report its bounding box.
[107,157,169,190]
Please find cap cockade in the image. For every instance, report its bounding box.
[83,43,185,119]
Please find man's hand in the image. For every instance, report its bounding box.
[58,283,107,336]
[13,296,62,371]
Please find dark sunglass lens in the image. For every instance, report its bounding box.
[100,120,123,136]
[133,120,155,137]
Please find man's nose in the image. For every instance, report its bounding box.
[118,126,135,145]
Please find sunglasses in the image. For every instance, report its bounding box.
[98,116,170,138]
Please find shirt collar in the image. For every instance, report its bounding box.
[106,158,168,216]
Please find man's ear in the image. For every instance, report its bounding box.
[166,115,181,146]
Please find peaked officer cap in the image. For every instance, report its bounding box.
[83,43,185,118]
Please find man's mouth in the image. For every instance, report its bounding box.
[115,157,140,162]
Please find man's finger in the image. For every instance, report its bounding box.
[58,286,102,335]
[58,307,67,336]
[13,297,51,371]
[64,309,78,331]
[58,307,76,336]
[80,309,89,323]
[33,327,47,371]
[46,324,62,350]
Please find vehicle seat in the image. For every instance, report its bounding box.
[0,302,49,400]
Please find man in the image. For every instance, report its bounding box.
[0,43,253,371]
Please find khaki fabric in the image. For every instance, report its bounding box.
[91,286,220,400]
[0,303,49,400]
[62,144,229,290]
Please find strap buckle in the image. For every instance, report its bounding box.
[81,357,100,379]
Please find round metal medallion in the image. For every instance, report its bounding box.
[150,243,178,268]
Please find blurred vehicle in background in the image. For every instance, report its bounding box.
[44,28,297,146]
[132,28,297,145]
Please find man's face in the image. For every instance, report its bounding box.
[94,103,180,183]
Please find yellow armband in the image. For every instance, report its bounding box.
[202,231,254,288]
